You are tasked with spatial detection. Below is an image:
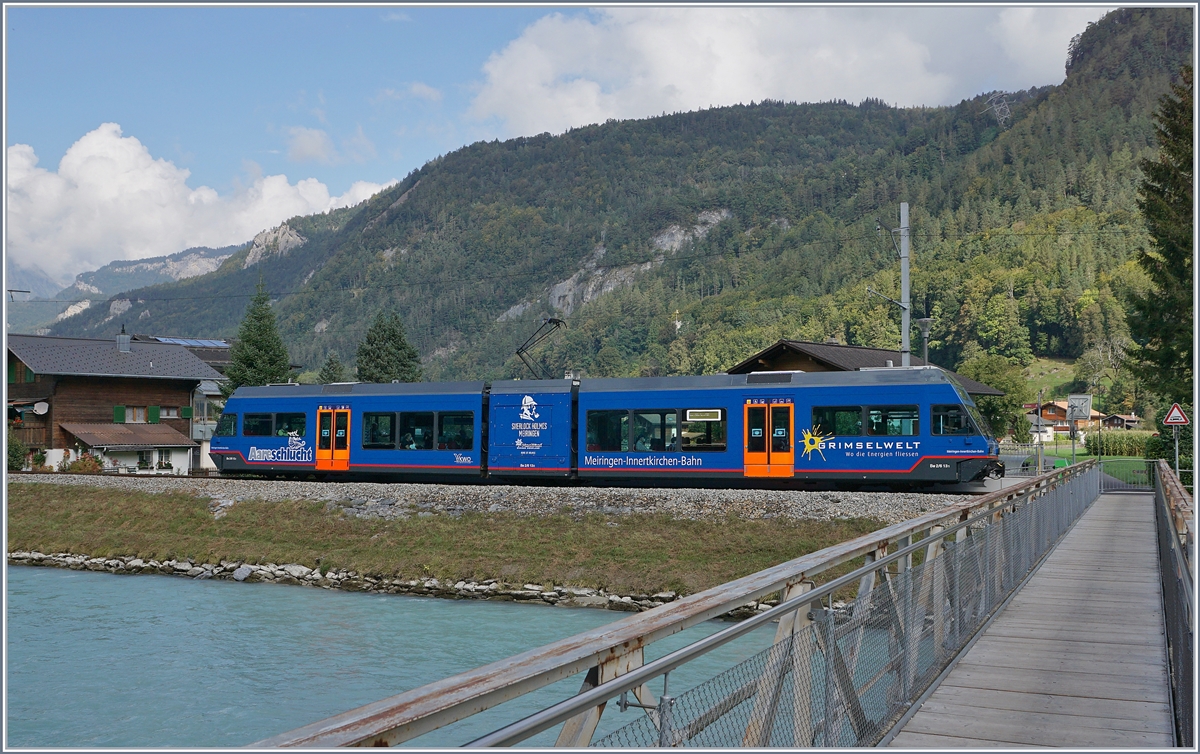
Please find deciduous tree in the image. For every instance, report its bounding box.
[957,354,1031,439]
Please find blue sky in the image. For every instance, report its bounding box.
[5,4,1112,284]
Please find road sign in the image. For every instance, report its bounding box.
[1066,394,1093,422]
[1163,403,1190,425]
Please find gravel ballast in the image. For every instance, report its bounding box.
[8,473,964,524]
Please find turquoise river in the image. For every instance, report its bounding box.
[6,565,777,747]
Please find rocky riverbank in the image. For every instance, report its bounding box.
[9,475,964,616]
[6,550,788,617]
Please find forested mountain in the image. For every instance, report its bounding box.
[7,244,243,334]
[45,8,1191,418]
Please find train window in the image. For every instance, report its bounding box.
[932,405,973,435]
[215,414,237,437]
[243,413,273,436]
[633,410,677,452]
[867,406,920,436]
[275,413,307,437]
[398,412,434,450]
[682,409,726,452]
[812,406,862,436]
[362,413,396,449]
[334,412,348,450]
[586,410,629,452]
[437,412,474,450]
[318,413,332,450]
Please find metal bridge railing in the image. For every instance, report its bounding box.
[253,463,1099,748]
[1154,460,1194,748]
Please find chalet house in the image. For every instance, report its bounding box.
[1102,413,1143,430]
[1036,401,1105,433]
[727,339,1004,398]
[1025,413,1056,443]
[7,333,223,473]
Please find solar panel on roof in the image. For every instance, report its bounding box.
[154,337,228,347]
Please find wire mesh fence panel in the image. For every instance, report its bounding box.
[593,469,1099,748]
[1099,459,1155,492]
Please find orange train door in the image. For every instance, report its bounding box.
[743,401,794,478]
[316,408,351,471]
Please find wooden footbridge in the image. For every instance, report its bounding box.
[255,461,1193,748]
[888,491,1178,747]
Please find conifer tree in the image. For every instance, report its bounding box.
[1128,65,1193,405]
[317,352,347,384]
[222,281,292,397]
[356,311,422,383]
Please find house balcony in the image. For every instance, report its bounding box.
[14,426,50,448]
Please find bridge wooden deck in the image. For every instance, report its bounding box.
[890,492,1176,748]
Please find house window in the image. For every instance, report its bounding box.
[127,406,147,423]
[137,450,151,468]
[161,407,179,419]
[157,449,171,468]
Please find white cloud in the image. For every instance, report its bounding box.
[991,7,1109,83]
[6,123,395,281]
[343,124,378,163]
[287,126,338,164]
[408,82,443,103]
[471,7,1112,137]
[373,82,444,104]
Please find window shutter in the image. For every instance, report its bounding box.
[148,406,160,424]
[180,406,193,419]
[25,367,35,383]
[7,360,14,384]
[114,405,126,424]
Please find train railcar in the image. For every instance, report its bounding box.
[210,381,485,481]
[208,367,1002,487]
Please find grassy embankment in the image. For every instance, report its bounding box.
[7,483,886,597]
[1024,357,1077,401]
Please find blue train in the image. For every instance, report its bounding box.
[209,368,1003,488]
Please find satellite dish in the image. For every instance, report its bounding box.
[32,402,48,415]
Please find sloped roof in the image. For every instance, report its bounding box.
[60,423,197,450]
[726,339,1005,397]
[7,334,222,381]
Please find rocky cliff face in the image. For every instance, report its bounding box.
[243,224,308,268]
[494,210,734,322]
[106,251,232,281]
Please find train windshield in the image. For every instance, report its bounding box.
[944,372,997,440]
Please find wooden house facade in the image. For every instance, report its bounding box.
[7,333,223,471]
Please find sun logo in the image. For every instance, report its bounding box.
[800,427,831,461]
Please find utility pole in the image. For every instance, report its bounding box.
[1037,387,1044,473]
[900,203,911,367]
